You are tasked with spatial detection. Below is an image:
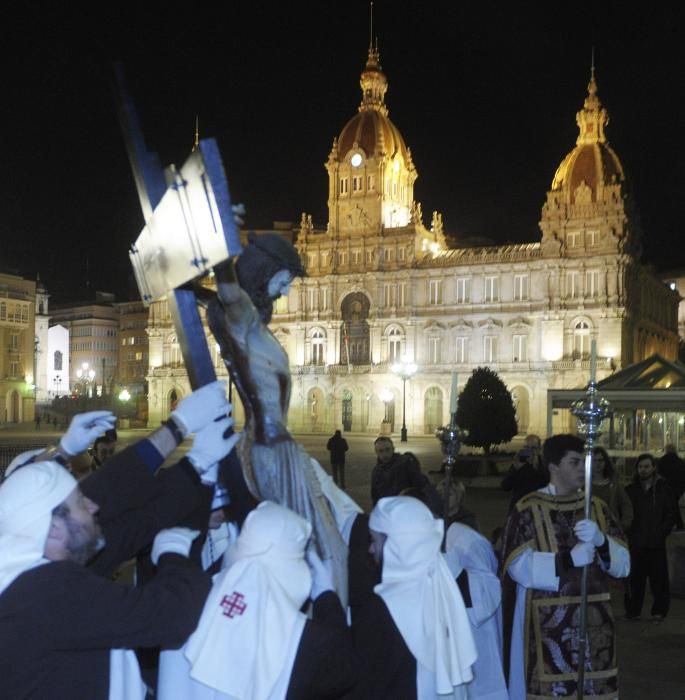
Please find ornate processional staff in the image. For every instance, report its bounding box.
[570,340,611,700]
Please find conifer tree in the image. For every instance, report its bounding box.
[456,366,517,453]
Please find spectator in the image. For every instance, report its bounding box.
[591,446,633,532]
[500,433,546,512]
[657,444,685,529]
[624,453,679,621]
[326,428,349,488]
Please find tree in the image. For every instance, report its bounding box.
[456,367,518,454]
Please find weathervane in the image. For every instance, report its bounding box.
[570,339,611,700]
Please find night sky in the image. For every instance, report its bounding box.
[3,2,684,303]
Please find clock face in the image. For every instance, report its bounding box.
[350,153,362,167]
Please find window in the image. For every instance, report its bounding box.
[513,335,528,362]
[311,330,325,365]
[573,321,591,358]
[351,250,362,265]
[567,231,581,248]
[367,175,375,191]
[388,327,402,362]
[456,278,470,304]
[337,251,348,265]
[398,248,406,261]
[483,336,497,363]
[54,350,63,371]
[484,276,499,302]
[307,253,317,268]
[428,337,441,363]
[307,288,318,311]
[0,302,5,320]
[513,274,529,301]
[455,336,468,363]
[398,283,407,307]
[352,175,363,192]
[384,248,394,262]
[9,361,18,377]
[9,334,18,349]
[585,270,600,298]
[429,279,442,305]
[586,230,599,247]
[339,178,348,194]
[365,249,374,264]
[384,284,396,307]
[567,271,579,298]
[320,288,329,310]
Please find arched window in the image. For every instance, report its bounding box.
[424,387,443,434]
[53,350,63,371]
[311,328,325,365]
[340,293,370,365]
[387,326,403,363]
[573,321,591,359]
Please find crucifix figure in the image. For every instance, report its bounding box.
[206,237,348,602]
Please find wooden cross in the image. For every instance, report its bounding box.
[112,64,242,389]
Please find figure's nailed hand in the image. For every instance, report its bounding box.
[232,203,246,227]
[170,380,229,436]
[60,411,117,456]
[574,519,605,547]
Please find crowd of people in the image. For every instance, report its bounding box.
[4,400,681,699]
[2,234,683,699]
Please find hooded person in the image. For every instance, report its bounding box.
[157,501,358,700]
[0,460,212,700]
[347,496,477,699]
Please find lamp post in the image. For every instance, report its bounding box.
[76,362,96,398]
[391,359,417,442]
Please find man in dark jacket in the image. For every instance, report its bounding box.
[625,453,680,621]
[500,434,546,512]
[326,428,349,488]
[657,444,685,529]
[370,437,438,509]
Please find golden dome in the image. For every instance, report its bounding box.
[335,47,411,164]
[550,70,625,201]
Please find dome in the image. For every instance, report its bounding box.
[550,71,625,201]
[338,109,410,162]
[334,47,411,164]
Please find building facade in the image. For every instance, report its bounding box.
[0,270,37,423]
[146,50,678,438]
[50,292,119,398]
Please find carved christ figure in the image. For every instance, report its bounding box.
[206,233,348,601]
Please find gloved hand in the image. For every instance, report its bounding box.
[60,411,116,456]
[170,380,229,437]
[574,519,605,547]
[306,549,334,599]
[151,527,201,565]
[570,541,596,568]
[187,416,241,482]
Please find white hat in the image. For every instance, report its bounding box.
[0,461,77,594]
[4,448,45,478]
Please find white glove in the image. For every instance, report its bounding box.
[187,417,240,480]
[60,411,116,456]
[574,519,605,547]
[570,541,596,567]
[306,549,334,599]
[170,380,229,436]
[151,527,201,565]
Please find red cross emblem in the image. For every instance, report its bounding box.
[220,591,247,618]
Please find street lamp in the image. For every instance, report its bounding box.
[392,358,417,442]
[76,362,96,398]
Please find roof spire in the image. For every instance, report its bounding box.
[359,3,388,115]
[575,60,608,146]
[369,1,373,51]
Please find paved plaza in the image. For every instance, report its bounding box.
[2,424,684,698]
